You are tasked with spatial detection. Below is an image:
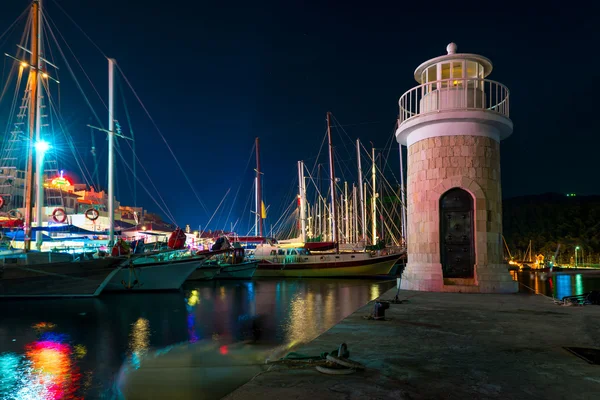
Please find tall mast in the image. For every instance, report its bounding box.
[327,112,337,244]
[344,181,349,242]
[24,0,40,252]
[297,160,306,242]
[255,137,263,237]
[371,145,377,245]
[108,58,115,245]
[34,0,44,250]
[353,184,358,243]
[356,139,366,242]
[398,135,407,246]
[317,164,321,239]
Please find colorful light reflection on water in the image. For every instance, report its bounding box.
[512,271,600,299]
[0,326,83,399]
[1,279,396,398]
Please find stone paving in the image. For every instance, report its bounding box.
[225,288,600,400]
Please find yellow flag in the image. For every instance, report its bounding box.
[261,201,267,219]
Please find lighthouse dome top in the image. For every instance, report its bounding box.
[413,43,493,83]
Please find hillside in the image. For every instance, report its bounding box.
[502,193,600,263]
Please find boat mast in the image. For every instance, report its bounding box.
[297,160,306,242]
[24,0,40,252]
[255,137,263,237]
[34,0,44,250]
[356,139,366,242]
[353,184,358,243]
[371,145,377,245]
[344,181,349,242]
[108,58,115,245]
[398,130,407,246]
[327,112,337,244]
[317,164,321,239]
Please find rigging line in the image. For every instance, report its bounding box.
[44,87,96,187]
[1,68,23,142]
[359,140,402,189]
[200,188,231,236]
[0,11,30,108]
[0,5,29,44]
[122,139,178,224]
[303,163,328,201]
[113,146,178,225]
[113,139,132,206]
[42,13,104,129]
[270,199,296,235]
[330,113,357,164]
[332,119,388,128]
[241,177,255,234]
[115,146,177,225]
[89,126,99,189]
[273,170,297,224]
[308,129,328,179]
[114,63,210,216]
[117,73,136,206]
[48,0,107,58]
[0,56,19,105]
[43,12,107,111]
[223,142,255,230]
[381,122,401,185]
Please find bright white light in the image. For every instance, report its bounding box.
[34,140,50,153]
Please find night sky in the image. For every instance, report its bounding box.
[1,0,597,232]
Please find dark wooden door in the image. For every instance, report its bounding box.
[440,188,475,278]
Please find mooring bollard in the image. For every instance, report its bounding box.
[373,301,390,320]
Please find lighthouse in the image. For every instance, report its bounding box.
[396,43,516,293]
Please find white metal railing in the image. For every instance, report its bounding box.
[398,78,510,124]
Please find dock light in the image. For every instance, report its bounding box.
[20,62,28,68]
[34,140,50,153]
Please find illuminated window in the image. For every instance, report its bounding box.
[451,62,463,87]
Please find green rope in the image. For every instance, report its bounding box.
[281,346,350,361]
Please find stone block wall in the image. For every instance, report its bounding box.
[406,135,503,276]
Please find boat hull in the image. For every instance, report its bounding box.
[0,257,124,298]
[215,261,258,279]
[104,258,200,291]
[187,265,221,281]
[254,254,400,278]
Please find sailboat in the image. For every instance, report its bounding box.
[251,113,403,277]
[0,1,129,297]
[0,1,200,295]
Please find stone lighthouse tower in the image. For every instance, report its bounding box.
[396,43,516,293]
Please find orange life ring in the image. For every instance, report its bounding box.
[85,208,99,221]
[52,208,67,223]
[0,196,4,209]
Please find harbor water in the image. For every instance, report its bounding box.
[0,278,395,399]
[512,270,600,298]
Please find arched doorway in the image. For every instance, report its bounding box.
[440,188,475,278]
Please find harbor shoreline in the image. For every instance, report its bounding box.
[225,286,600,400]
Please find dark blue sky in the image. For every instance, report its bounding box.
[1,0,597,232]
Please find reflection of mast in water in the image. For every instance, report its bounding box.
[129,318,150,369]
[187,290,200,343]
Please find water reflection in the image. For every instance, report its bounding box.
[370,284,381,300]
[0,324,83,399]
[513,271,600,300]
[129,318,150,369]
[0,279,396,399]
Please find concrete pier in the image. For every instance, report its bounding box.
[226,289,600,399]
